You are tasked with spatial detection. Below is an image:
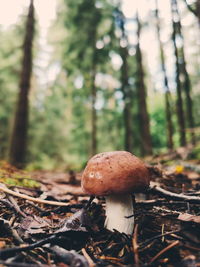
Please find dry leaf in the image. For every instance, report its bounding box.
[178,213,200,224]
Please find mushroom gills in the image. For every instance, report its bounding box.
[104,194,134,235]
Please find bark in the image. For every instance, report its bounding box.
[155,0,174,150]
[91,65,97,156]
[135,13,152,156]
[197,0,200,27]
[172,0,196,144]
[170,0,186,147]
[120,45,133,152]
[183,0,200,28]
[9,0,35,168]
[90,29,98,156]
[118,12,133,152]
[182,65,196,144]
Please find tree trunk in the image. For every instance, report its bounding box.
[182,68,196,144]
[117,10,133,152]
[155,0,174,150]
[90,28,98,156]
[120,44,133,152]
[184,0,200,28]
[172,0,195,144]
[197,1,200,27]
[135,13,152,156]
[9,0,35,168]
[170,0,186,147]
[91,66,97,156]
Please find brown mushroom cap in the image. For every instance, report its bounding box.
[81,151,150,196]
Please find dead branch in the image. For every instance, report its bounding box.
[132,224,140,267]
[0,261,50,267]
[0,183,70,206]
[82,248,95,267]
[150,182,200,203]
[0,234,58,260]
[7,194,26,217]
[49,246,90,267]
[139,229,181,248]
[148,240,179,265]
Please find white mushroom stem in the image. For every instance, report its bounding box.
[104,194,134,235]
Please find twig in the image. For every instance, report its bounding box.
[7,194,26,217]
[132,224,140,267]
[0,218,24,244]
[49,246,89,267]
[0,184,70,206]
[82,248,95,267]
[100,256,123,262]
[139,229,181,248]
[148,240,179,265]
[150,183,200,203]
[84,196,95,209]
[0,234,58,260]
[136,199,192,206]
[153,206,182,215]
[0,261,50,267]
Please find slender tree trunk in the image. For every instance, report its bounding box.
[120,45,133,152]
[170,0,186,147]
[9,0,34,168]
[197,1,200,28]
[90,28,98,156]
[172,0,195,144]
[117,11,133,152]
[135,13,152,156]
[91,66,97,156]
[184,0,200,28]
[182,68,196,144]
[155,0,174,150]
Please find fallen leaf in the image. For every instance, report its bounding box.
[0,241,5,248]
[178,213,200,224]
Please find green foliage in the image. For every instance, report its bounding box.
[0,161,40,187]
[149,92,169,151]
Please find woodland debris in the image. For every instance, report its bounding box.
[0,183,71,206]
[49,245,89,267]
[178,213,200,224]
[1,160,200,266]
[148,240,179,266]
[150,182,200,203]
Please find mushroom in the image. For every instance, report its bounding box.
[81,151,150,235]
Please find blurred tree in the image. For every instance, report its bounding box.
[0,0,200,171]
[62,0,117,156]
[183,0,200,28]
[27,73,75,170]
[135,12,152,156]
[171,0,195,145]
[115,8,133,152]
[0,28,21,158]
[173,0,195,144]
[154,0,174,150]
[171,0,186,147]
[9,0,35,167]
[91,38,98,156]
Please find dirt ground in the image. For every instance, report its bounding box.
[0,156,200,266]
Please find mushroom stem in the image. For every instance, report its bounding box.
[104,194,134,235]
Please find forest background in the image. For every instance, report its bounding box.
[0,0,200,171]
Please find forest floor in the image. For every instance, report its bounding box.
[0,148,200,266]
